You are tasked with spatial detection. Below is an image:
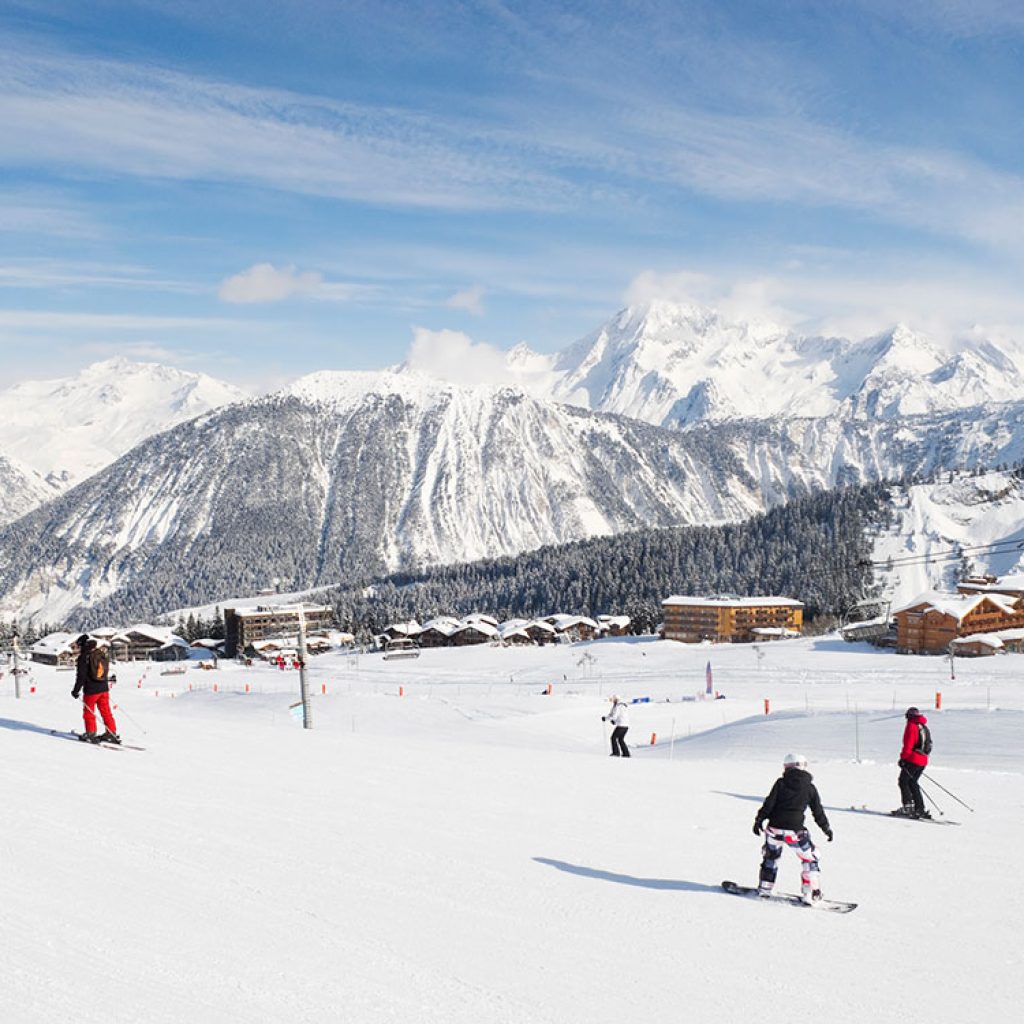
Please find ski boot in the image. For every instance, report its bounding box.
[912,808,931,820]
[890,805,915,817]
[78,732,99,743]
[97,731,122,745]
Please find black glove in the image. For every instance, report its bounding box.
[824,827,834,842]
[752,820,762,836]
[71,688,80,699]
[898,758,906,768]
[601,716,607,722]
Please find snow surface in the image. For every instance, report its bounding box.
[2,635,1022,1023]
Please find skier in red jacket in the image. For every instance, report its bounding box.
[892,706,930,819]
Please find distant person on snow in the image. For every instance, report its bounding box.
[892,706,931,819]
[753,753,833,903]
[71,635,120,745]
[602,696,630,757]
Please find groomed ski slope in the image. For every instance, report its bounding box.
[2,635,1022,1024]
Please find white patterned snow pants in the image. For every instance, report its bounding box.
[758,826,821,895]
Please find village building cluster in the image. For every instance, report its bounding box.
[24,593,814,670]
[29,624,194,666]
[27,604,352,667]
[376,613,633,650]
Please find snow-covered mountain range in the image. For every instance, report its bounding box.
[0,357,247,495]
[533,300,1024,427]
[3,299,1024,623]
[0,377,769,622]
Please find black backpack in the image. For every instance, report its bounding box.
[914,723,933,756]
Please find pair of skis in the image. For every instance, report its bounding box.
[848,804,960,826]
[50,728,145,751]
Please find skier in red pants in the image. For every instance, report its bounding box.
[72,635,120,744]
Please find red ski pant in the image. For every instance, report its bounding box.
[82,692,117,734]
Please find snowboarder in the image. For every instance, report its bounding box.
[71,635,120,744]
[752,753,833,903]
[602,695,630,757]
[892,706,931,819]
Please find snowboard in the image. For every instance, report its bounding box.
[848,805,960,826]
[721,880,857,913]
[51,729,145,751]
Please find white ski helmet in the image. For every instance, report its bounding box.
[783,752,808,770]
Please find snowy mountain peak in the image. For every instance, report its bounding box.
[542,301,1024,428]
[0,360,248,498]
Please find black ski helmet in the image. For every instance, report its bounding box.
[905,706,920,718]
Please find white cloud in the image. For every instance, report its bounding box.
[218,263,325,304]
[625,265,1024,347]
[445,285,486,316]
[403,327,511,387]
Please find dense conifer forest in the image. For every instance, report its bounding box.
[328,482,890,637]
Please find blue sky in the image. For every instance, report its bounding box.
[2,0,1024,389]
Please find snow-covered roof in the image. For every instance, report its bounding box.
[115,623,179,644]
[234,603,332,618]
[662,595,803,608]
[549,614,599,630]
[952,633,1004,648]
[894,590,1020,620]
[498,623,531,640]
[526,619,556,633]
[30,631,78,656]
[454,620,498,638]
[500,618,530,631]
[385,620,422,637]
[464,613,499,627]
[958,574,1024,595]
[598,615,631,629]
[420,617,462,636]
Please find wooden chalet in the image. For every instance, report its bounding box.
[957,574,1024,598]
[950,633,1003,657]
[598,615,632,637]
[30,632,80,667]
[113,625,187,661]
[661,596,804,643]
[524,620,557,644]
[451,621,498,646]
[893,591,1024,654]
[418,618,461,648]
[548,614,600,641]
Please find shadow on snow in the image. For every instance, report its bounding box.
[533,857,721,893]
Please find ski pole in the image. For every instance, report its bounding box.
[113,700,148,736]
[922,772,974,812]
[919,783,945,817]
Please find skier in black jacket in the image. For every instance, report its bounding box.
[71,635,120,744]
[752,753,833,903]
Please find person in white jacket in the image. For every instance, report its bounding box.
[602,695,631,757]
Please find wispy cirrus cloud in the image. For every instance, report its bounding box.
[445,285,485,316]
[3,39,1024,256]
[0,309,245,331]
[0,48,576,212]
